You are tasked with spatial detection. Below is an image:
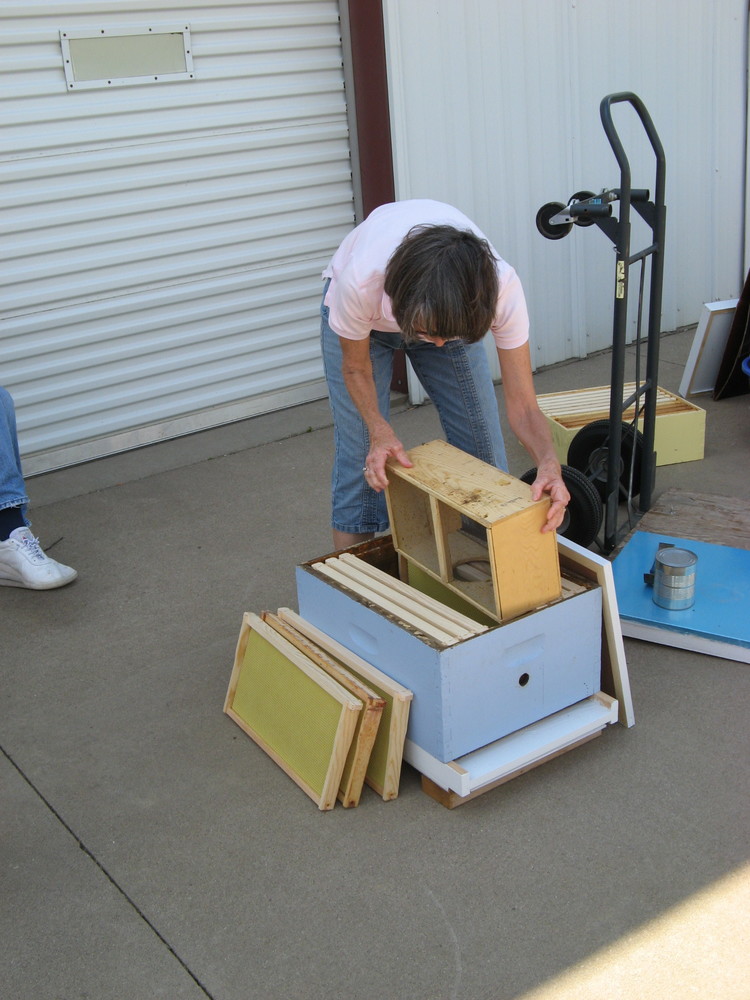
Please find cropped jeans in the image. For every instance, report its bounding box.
[0,386,29,520]
[320,281,508,534]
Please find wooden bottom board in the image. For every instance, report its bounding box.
[421,733,601,809]
[404,693,618,805]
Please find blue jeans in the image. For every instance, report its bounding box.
[320,282,508,534]
[0,387,29,520]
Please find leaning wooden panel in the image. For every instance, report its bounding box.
[224,612,362,810]
[556,536,634,727]
[262,611,385,808]
[276,607,413,800]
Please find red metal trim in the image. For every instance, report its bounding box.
[345,0,396,216]
[345,1,406,393]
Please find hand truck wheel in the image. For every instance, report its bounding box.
[566,419,645,501]
[535,202,573,240]
[569,190,598,227]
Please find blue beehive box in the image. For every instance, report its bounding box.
[296,538,602,763]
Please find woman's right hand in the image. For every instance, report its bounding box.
[363,429,413,492]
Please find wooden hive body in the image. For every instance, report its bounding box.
[536,383,705,466]
[384,439,561,623]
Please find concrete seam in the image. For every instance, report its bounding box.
[1,745,215,1000]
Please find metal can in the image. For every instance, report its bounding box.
[652,546,698,610]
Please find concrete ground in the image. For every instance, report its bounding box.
[2,328,749,1000]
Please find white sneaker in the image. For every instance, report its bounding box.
[0,526,78,590]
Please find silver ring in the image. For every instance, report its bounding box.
[363,467,369,474]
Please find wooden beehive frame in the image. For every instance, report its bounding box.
[276,607,413,800]
[224,613,362,810]
[337,553,488,634]
[262,611,385,808]
[538,382,700,429]
[310,553,488,646]
[384,440,561,622]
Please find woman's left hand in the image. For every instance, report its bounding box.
[529,461,570,533]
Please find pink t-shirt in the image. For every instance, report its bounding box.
[322,199,529,349]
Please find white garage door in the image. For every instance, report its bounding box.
[1,1,354,473]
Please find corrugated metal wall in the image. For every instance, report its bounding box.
[2,0,354,473]
[383,0,747,386]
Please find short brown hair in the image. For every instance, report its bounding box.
[383,224,499,344]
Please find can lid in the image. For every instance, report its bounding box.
[655,547,698,569]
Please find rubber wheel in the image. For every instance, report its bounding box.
[569,190,597,227]
[535,202,573,240]
[566,419,645,502]
[521,465,603,548]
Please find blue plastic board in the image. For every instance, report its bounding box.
[612,532,750,654]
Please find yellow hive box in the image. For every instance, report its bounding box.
[537,383,706,467]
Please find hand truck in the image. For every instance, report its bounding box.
[535,92,666,554]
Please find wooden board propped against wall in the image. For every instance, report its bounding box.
[679,300,737,397]
[224,613,362,810]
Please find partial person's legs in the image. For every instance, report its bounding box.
[405,338,508,470]
[321,290,398,548]
[0,386,30,538]
[0,386,77,589]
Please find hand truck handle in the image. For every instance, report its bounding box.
[600,92,666,211]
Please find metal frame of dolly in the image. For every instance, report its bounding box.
[536,92,666,554]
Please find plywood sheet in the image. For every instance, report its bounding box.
[620,488,750,552]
